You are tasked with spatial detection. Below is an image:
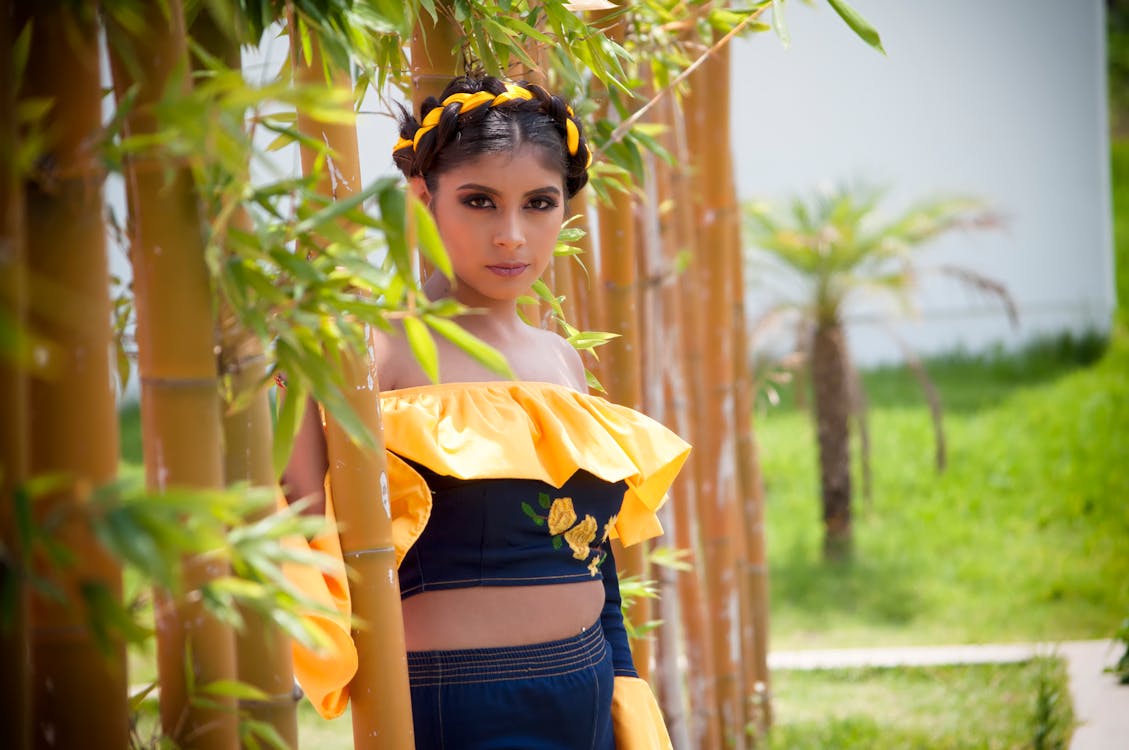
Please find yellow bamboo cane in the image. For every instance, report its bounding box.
[186,10,301,744]
[585,10,654,682]
[17,5,129,749]
[703,43,762,744]
[659,84,727,750]
[684,38,749,750]
[0,6,31,748]
[105,1,239,746]
[411,1,463,110]
[292,27,415,749]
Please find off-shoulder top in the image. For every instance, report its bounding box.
[290,381,691,733]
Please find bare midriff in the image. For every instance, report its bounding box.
[401,580,605,652]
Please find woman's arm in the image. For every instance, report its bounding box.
[598,541,640,677]
[281,395,329,517]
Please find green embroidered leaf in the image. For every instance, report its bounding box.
[552,536,563,550]
[538,492,552,510]
[521,502,544,525]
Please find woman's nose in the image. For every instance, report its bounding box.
[493,210,525,249]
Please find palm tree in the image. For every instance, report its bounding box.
[744,185,1015,561]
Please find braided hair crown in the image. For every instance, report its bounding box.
[393,75,591,199]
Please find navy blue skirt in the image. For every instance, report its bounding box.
[407,621,615,750]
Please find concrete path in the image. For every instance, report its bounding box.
[768,639,1128,749]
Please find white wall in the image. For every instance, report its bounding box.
[731,0,1114,364]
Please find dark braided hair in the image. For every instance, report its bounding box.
[392,76,591,199]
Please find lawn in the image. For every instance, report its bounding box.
[764,658,1073,750]
[760,330,1129,650]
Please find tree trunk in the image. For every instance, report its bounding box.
[292,27,416,749]
[19,5,130,749]
[1,6,31,748]
[106,2,239,745]
[811,319,852,562]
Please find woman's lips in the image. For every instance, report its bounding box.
[487,263,530,277]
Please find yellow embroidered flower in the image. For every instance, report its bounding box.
[587,555,603,577]
[565,514,598,560]
[601,514,618,543]
[548,497,577,536]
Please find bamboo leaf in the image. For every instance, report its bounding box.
[412,194,452,278]
[403,315,440,383]
[423,314,515,379]
[772,0,791,47]
[271,373,307,479]
[199,678,271,702]
[379,183,413,280]
[293,177,392,235]
[826,0,885,54]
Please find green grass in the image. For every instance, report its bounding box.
[764,658,1073,750]
[760,331,1129,650]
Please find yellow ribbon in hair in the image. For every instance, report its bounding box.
[443,90,496,113]
[393,137,414,152]
[491,83,534,106]
[565,119,580,156]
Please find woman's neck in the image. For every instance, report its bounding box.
[423,274,527,335]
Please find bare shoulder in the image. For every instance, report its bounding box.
[370,320,420,391]
[531,326,587,392]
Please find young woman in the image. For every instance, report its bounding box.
[285,75,690,750]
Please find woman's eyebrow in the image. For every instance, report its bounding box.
[456,183,561,198]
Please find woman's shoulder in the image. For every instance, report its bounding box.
[521,325,587,392]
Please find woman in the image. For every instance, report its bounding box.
[285,75,689,750]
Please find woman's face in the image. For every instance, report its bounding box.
[423,144,565,308]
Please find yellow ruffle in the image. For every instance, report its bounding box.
[380,381,691,553]
[613,676,674,750]
[282,492,357,719]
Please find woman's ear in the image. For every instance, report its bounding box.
[409,176,431,206]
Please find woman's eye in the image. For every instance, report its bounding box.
[528,197,559,211]
[463,195,494,209]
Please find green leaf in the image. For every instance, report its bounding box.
[521,501,544,525]
[380,184,412,280]
[293,177,392,236]
[826,0,885,54]
[772,0,791,47]
[423,314,515,379]
[412,194,452,278]
[403,315,440,383]
[553,536,563,550]
[538,492,552,510]
[271,371,307,479]
[199,678,270,702]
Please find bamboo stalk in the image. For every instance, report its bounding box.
[18,5,129,749]
[410,1,463,109]
[656,90,724,750]
[0,5,31,748]
[292,29,415,749]
[105,2,238,746]
[724,161,772,733]
[188,9,301,744]
[685,38,748,750]
[703,43,765,743]
[587,11,653,682]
